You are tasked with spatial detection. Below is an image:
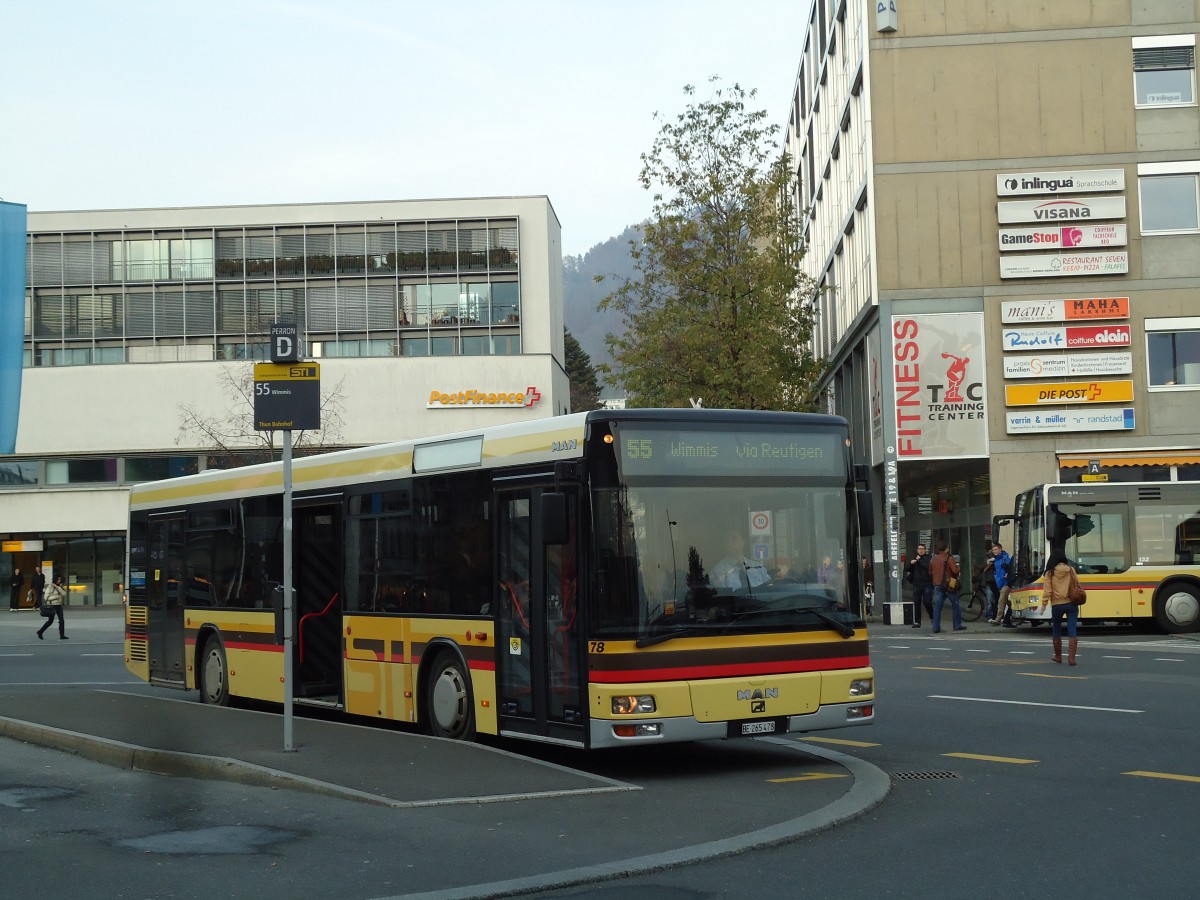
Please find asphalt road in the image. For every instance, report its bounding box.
[1,609,1197,899]
[527,627,1200,899]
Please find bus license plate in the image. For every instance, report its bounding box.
[741,720,776,736]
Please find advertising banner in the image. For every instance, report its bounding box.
[998,223,1126,251]
[1002,352,1132,379]
[996,169,1125,196]
[1004,380,1134,406]
[865,324,885,466]
[890,311,987,460]
[997,196,1126,224]
[0,202,28,454]
[1001,297,1129,324]
[1001,323,1131,351]
[1006,408,1135,434]
[1000,251,1128,279]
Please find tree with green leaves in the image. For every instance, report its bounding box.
[565,329,602,412]
[599,78,821,410]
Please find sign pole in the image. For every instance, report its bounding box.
[282,428,294,752]
[255,323,314,755]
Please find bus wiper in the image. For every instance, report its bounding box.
[635,626,702,648]
[730,605,856,639]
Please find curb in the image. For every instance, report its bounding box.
[387,738,892,900]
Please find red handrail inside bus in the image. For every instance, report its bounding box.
[298,592,339,664]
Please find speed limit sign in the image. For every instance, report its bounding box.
[749,511,771,534]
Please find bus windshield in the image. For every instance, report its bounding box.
[591,481,860,642]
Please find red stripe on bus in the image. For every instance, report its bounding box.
[587,655,870,683]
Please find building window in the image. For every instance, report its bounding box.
[1138,163,1200,232]
[1133,35,1196,107]
[1147,317,1200,389]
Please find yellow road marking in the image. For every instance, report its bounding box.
[768,773,849,783]
[802,736,880,748]
[944,752,1038,765]
[914,666,971,672]
[1124,770,1200,784]
[1018,672,1086,679]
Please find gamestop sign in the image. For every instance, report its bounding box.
[428,386,543,409]
[998,223,1126,251]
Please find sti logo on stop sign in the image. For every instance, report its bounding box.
[271,323,301,362]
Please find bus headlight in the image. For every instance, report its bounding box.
[611,695,657,715]
[849,678,873,697]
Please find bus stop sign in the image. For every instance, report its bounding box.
[253,362,321,431]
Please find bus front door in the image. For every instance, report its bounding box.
[147,513,186,686]
[496,485,582,742]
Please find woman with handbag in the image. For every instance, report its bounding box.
[1038,551,1084,665]
[36,575,69,640]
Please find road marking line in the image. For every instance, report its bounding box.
[1018,673,1086,680]
[887,645,912,649]
[965,649,990,653]
[944,752,1038,765]
[768,773,849,783]
[1104,655,1132,659]
[82,653,124,657]
[0,653,34,657]
[1123,770,1200,784]
[1153,658,1184,663]
[915,666,971,672]
[930,695,1143,713]
[928,647,953,651]
[802,736,880,748]
[1010,651,1035,655]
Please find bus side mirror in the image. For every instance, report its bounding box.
[856,489,875,538]
[541,492,568,545]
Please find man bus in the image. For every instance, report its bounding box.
[125,408,876,748]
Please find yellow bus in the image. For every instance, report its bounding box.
[998,482,1200,634]
[125,408,876,748]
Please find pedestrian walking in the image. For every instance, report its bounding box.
[929,541,965,633]
[31,566,46,608]
[36,575,69,640]
[8,567,21,611]
[905,543,934,628]
[1039,551,1082,665]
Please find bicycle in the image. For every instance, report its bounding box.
[958,562,992,623]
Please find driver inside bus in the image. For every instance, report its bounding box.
[711,529,771,591]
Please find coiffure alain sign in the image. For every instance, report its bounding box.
[427,386,543,409]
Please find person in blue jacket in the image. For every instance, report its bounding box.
[988,542,1015,628]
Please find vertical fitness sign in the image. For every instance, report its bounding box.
[891,311,988,459]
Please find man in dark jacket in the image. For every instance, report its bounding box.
[31,567,46,608]
[905,543,934,628]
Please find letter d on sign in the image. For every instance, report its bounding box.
[270,323,301,362]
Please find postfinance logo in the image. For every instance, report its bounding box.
[428,386,543,408]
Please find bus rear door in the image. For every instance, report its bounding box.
[147,513,186,686]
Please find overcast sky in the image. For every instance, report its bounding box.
[0,1,810,257]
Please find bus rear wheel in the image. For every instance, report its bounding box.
[1153,584,1200,634]
[426,654,475,740]
[198,638,231,706]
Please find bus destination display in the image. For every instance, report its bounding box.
[617,428,845,478]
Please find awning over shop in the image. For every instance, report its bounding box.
[1059,454,1200,468]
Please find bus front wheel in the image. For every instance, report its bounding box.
[198,638,231,706]
[1153,584,1200,634]
[426,654,475,740]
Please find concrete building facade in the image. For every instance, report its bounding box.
[2,197,568,606]
[787,1,1200,603]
